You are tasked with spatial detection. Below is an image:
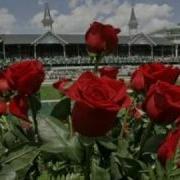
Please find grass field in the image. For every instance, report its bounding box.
[40,84,61,100]
[40,78,180,101]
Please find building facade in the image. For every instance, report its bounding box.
[0,3,178,60]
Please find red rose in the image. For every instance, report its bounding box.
[131,63,180,92]
[9,95,29,122]
[0,101,7,115]
[85,22,120,54]
[99,66,119,79]
[5,60,45,95]
[0,95,29,122]
[66,71,131,137]
[143,82,180,124]
[158,129,180,167]
[0,73,10,93]
[131,70,145,92]
[53,78,72,94]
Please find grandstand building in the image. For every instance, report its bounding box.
[0,2,178,59]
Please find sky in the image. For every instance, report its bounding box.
[0,0,180,34]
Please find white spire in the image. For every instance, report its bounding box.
[41,2,54,31]
[128,0,138,36]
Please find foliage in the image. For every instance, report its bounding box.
[0,84,179,180]
[0,59,179,180]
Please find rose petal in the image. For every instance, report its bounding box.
[9,95,30,122]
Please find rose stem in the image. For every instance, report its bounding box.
[29,96,40,144]
[84,144,93,180]
[119,109,129,139]
[68,116,73,139]
[94,55,100,73]
[94,61,98,73]
[137,121,154,158]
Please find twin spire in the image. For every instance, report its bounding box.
[41,1,138,35]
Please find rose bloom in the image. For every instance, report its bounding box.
[9,95,29,121]
[158,129,180,167]
[65,71,131,137]
[143,82,180,124]
[53,78,72,94]
[4,60,45,95]
[0,95,29,122]
[99,66,119,79]
[0,73,10,93]
[131,63,180,92]
[85,21,120,54]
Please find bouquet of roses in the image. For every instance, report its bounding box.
[0,22,179,180]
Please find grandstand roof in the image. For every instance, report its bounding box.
[32,31,68,45]
[150,36,171,45]
[0,33,172,45]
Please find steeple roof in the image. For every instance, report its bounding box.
[128,6,138,29]
[41,2,54,30]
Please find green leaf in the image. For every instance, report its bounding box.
[39,117,68,143]
[91,160,111,180]
[142,135,165,154]
[63,136,83,163]
[0,142,6,158]
[97,137,117,151]
[2,118,30,150]
[110,154,122,180]
[41,136,83,163]
[11,125,29,143]
[51,97,71,120]
[169,168,180,178]
[174,145,180,166]
[37,171,49,180]
[117,138,129,157]
[148,166,156,180]
[65,173,84,180]
[3,132,17,149]
[39,117,83,162]
[0,165,16,180]
[116,156,143,179]
[1,145,39,171]
[155,161,165,180]
[166,159,175,174]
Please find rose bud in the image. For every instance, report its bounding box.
[131,63,180,92]
[66,71,131,137]
[158,129,180,167]
[85,21,120,54]
[5,60,45,95]
[128,105,144,121]
[53,78,72,94]
[143,82,180,124]
[99,66,119,79]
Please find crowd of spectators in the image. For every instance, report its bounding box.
[1,56,180,70]
[0,56,179,81]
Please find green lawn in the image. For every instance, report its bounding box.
[40,78,180,101]
[40,84,61,100]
